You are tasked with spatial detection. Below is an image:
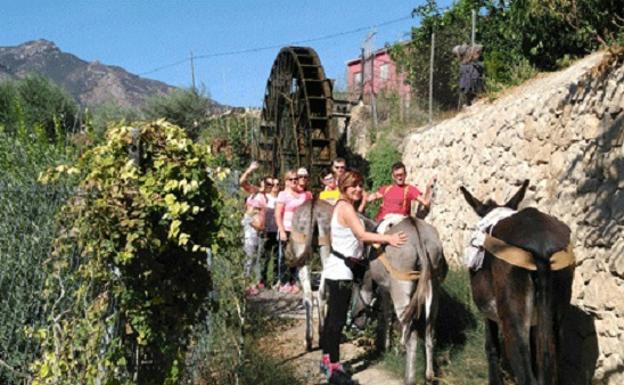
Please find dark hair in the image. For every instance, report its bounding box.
[338,170,364,194]
[319,168,334,181]
[391,161,406,173]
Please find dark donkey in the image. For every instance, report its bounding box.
[460,180,575,385]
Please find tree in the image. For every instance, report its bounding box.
[15,74,79,138]
[143,87,214,140]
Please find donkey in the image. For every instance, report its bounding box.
[288,199,448,385]
[355,216,447,385]
[459,180,575,385]
[286,198,334,351]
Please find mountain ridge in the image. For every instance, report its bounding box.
[0,39,179,108]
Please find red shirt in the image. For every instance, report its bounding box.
[375,184,422,222]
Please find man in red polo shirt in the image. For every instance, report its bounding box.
[365,161,435,222]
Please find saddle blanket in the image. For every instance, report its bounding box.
[377,214,408,234]
[464,207,516,270]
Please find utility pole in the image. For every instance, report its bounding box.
[429,32,435,125]
[471,9,476,46]
[190,51,196,92]
[362,31,377,129]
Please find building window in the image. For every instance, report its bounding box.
[379,63,389,81]
[353,72,362,87]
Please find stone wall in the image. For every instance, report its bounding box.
[402,52,624,385]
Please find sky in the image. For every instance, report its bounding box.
[2,0,451,107]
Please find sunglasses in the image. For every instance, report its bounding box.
[333,165,345,169]
[287,177,297,181]
[297,175,309,179]
[264,182,274,187]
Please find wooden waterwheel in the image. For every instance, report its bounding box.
[254,46,336,183]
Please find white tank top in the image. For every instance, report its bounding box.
[323,205,364,281]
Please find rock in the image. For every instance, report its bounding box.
[581,113,603,139]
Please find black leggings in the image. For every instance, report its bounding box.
[261,232,278,285]
[320,279,353,363]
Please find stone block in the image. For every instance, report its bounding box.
[582,113,604,140]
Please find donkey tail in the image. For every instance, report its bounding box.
[535,257,557,385]
[400,219,431,324]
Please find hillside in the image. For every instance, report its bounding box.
[0,39,176,108]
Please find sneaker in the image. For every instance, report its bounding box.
[320,354,331,376]
[279,283,292,293]
[289,284,300,295]
[328,363,354,385]
[245,286,259,296]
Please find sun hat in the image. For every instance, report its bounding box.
[296,167,309,177]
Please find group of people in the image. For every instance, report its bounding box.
[239,158,348,295]
[239,157,435,383]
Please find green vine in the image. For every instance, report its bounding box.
[32,120,222,385]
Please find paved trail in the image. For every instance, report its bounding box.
[249,289,403,385]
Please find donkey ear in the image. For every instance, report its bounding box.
[505,179,529,210]
[460,186,485,216]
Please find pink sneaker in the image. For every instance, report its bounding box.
[245,286,259,296]
[279,283,292,293]
[320,354,331,376]
[289,284,300,295]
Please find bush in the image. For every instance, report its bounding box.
[0,74,79,138]
[32,120,221,385]
[143,87,215,140]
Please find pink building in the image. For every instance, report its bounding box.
[346,46,411,103]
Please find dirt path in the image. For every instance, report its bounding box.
[249,289,403,385]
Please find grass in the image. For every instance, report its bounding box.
[380,269,490,385]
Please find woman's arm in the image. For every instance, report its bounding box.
[239,161,260,194]
[338,202,406,247]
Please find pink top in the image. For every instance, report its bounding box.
[276,190,313,231]
[246,193,267,209]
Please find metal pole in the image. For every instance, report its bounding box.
[360,48,365,101]
[190,51,196,92]
[371,52,378,129]
[471,9,476,46]
[429,32,435,125]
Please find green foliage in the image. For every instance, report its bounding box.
[391,0,624,109]
[198,115,257,170]
[364,137,402,217]
[365,137,402,191]
[0,74,79,138]
[85,101,143,139]
[32,120,221,385]
[143,87,214,140]
[0,124,76,384]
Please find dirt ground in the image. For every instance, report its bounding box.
[249,288,403,385]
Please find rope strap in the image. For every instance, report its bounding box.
[377,253,421,281]
[483,235,575,271]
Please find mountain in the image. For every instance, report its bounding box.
[0,39,178,108]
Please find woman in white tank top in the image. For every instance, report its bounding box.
[319,170,407,383]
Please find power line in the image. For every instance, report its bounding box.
[138,14,413,76]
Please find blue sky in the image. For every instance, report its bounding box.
[3,0,451,107]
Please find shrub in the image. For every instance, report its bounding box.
[32,120,221,385]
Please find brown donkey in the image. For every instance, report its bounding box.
[460,180,575,385]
